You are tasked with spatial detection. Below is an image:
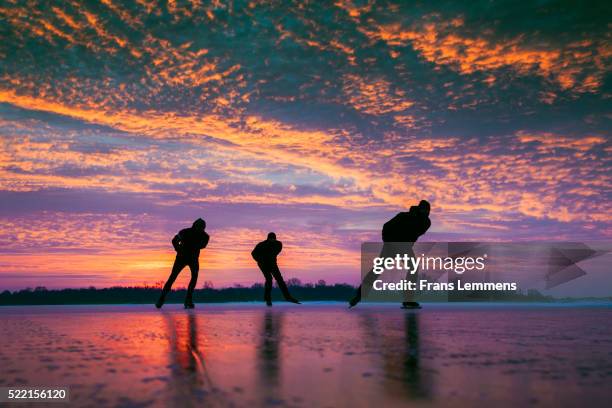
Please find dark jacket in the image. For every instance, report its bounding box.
[251,239,282,265]
[382,206,431,242]
[172,227,209,258]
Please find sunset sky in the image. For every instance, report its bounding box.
[0,0,610,290]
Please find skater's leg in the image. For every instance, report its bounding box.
[401,246,421,309]
[350,243,396,307]
[157,257,186,308]
[260,264,273,306]
[185,260,199,307]
[350,269,377,307]
[271,265,300,304]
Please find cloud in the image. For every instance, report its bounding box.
[0,0,609,288]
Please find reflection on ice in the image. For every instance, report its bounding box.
[1,303,611,407]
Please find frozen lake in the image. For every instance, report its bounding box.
[1,303,611,407]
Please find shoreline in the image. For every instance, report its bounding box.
[2,300,612,309]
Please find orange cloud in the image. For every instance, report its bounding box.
[1,1,609,232]
[342,74,415,115]
[517,131,606,152]
[355,16,609,93]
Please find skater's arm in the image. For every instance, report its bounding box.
[277,241,282,255]
[172,234,182,252]
[422,218,431,235]
[201,232,210,249]
[251,246,258,261]
[252,242,264,262]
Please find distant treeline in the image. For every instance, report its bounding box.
[0,281,356,305]
[1,284,608,306]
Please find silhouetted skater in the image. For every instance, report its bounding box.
[350,200,431,309]
[252,233,300,306]
[156,218,210,309]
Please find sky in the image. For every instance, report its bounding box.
[0,0,610,290]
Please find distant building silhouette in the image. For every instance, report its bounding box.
[157,218,210,309]
[252,232,300,306]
